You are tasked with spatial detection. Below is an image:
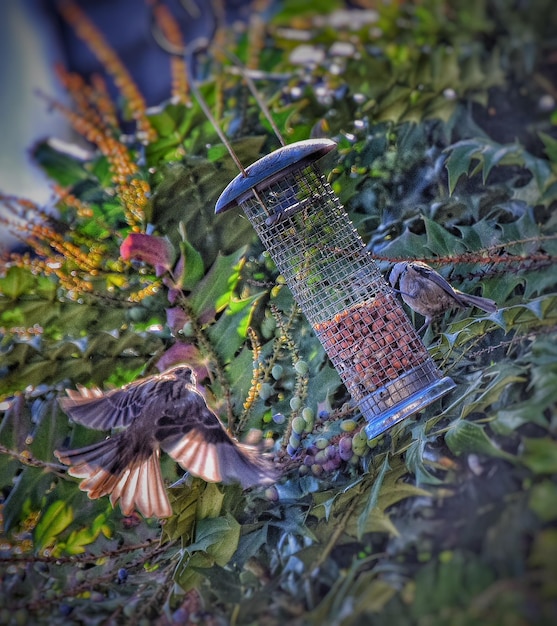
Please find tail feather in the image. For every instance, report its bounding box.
[454,291,497,314]
[55,438,120,478]
[55,438,172,518]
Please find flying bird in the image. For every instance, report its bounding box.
[389,261,497,332]
[55,365,276,518]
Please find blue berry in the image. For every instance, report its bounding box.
[117,568,128,583]
[286,444,298,456]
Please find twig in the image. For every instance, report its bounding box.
[0,444,67,476]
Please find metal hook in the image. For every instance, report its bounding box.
[149,0,285,178]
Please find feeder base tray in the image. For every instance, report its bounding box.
[362,376,456,440]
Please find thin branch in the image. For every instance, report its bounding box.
[0,444,67,476]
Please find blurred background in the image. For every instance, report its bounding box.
[0,0,266,251]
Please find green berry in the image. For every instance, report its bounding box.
[315,437,329,450]
[258,383,273,401]
[311,464,323,476]
[352,437,367,456]
[314,449,329,464]
[353,430,368,444]
[271,364,284,380]
[289,434,301,449]
[340,419,357,432]
[289,396,302,411]
[265,486,279,502]
[294,360,308,375]
[181,321,195,336]
[302,407,314,422]
[302,408,314,432]
[292,416,306,435]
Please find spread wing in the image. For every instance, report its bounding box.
[154,387,277,489]
[59,365,195,430]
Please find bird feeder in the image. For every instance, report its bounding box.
[215,139,455,439]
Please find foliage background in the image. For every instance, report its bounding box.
[1,0,557,624]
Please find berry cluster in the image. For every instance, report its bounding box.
[297,418,379,476]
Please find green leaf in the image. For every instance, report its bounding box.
[529,528,557,571]
[178,237,205,291]
[357,453,390,539]
[207,292,263,362]
[405,424,444,485]
[445,420,515,461]
[423,216,467,257]
[34,500,74,551]
[32,140,89,186]
[196,482,225,519]
[529,480,557,522]
[189,247,247,319]
[189,513,241,566]
[58,512,111,555]
[163,478,206,543]
[0,267,36,299]
[539,131,557,163]
[444,140,483,194]
[521,437,557,474]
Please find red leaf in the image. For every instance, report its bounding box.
[166,306,187,332]
[120,234,175,276]
[155,343,209,382]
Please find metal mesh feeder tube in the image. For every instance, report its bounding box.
[215,139,455,439]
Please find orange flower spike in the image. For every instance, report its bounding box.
[53,185,94,219]
[152,3,190,104]
[54,65,108,133]
[90,74,120,133]
[247,1,269,71]
[128,280,162,303]
[58,0,157,144]
[44,94,106,145]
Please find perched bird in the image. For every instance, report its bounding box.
[55,365,276,518]
[389,261,497,332]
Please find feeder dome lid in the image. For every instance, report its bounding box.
[215,138,337,214]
